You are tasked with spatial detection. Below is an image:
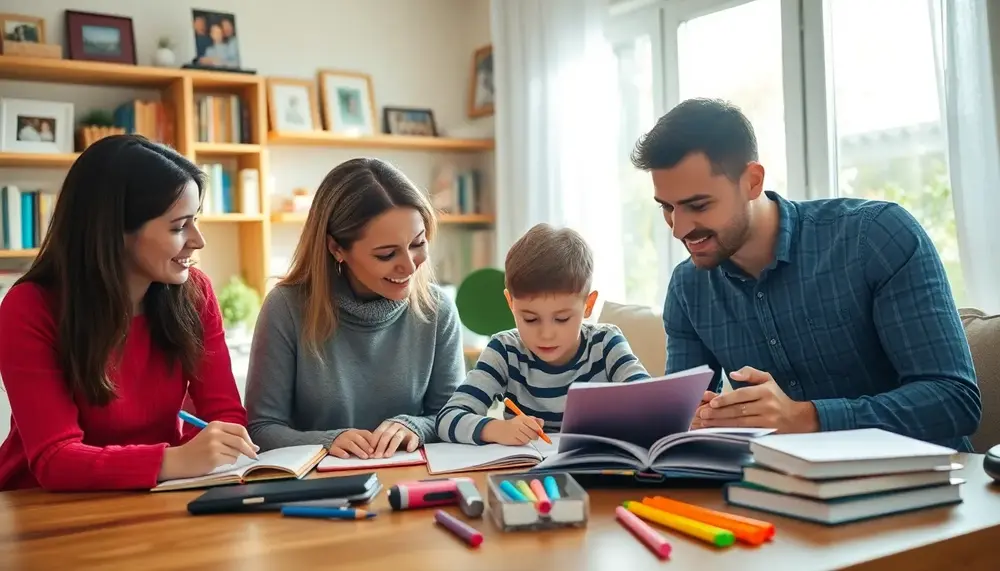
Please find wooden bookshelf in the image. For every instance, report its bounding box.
[0,248,39,259]
[268,131,494,152]
[0,54,495,298]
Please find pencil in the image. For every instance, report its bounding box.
[503,398,552,444]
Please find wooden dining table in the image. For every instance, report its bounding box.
[0,453,998,570]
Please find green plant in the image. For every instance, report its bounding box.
[158,37,173,49]
[79,109,115,127]
[217,276,261,330]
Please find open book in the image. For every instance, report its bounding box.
[152,444,327,492]
[317,449,426,472]
[423,436,561,475]
[530,365,774,481]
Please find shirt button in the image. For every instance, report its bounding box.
[769,338,777,346]
[789,380,798,387]
[757,292,764,299]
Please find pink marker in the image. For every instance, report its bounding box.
[434,509,483,548]
[616,505,671,560]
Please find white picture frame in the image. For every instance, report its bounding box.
[266,78,321,133]
[0,98,74,154]
[318,70,376,136]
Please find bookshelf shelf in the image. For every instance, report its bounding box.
[0,152,79,168]
[193,143,262,156]
[268,131,494,152]
[0,55,261,89]
[0,248,39,259]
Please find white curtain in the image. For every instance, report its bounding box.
[491,0,626,301]
[931,0,1000,314]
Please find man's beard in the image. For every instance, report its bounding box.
[686,213,751,270]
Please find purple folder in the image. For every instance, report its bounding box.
[559,365,715,449]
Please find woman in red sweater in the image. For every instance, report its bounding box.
[0,135,256,491]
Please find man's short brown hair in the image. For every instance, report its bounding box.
[505,223,594,299]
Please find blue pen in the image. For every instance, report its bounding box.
[498,480,529,502]
[178,410,208,429]
[281,506,376,520]
[543,475,561,500]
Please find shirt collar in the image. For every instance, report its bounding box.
[719,190,798,280]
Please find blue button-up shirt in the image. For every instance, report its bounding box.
[664,191,982,452]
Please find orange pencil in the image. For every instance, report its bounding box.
[503,398,552,444]
[642,496,774,545]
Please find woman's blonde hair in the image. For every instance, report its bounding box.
[280,157,438,356]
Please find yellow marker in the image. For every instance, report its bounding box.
[623,501,735,548]
[515,480,538,502]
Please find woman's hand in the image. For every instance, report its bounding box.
[329,429,375,459]
[159,421,258,481]
[369,421,420,458]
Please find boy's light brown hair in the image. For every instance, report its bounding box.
[505,223,594,299]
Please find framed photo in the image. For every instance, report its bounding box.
[318,70,377,136]
[468,44,494,118]
[0,13,46,45]
[383,107,437,137]
[65,11,136,64]
[0,98,74,154]
[267,78,321,133]
[191,9,241,69]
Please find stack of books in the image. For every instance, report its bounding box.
[723,428,964,525]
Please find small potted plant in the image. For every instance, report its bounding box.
[77,109,125,150]
[217,276,261,340]
[154,37,176,67]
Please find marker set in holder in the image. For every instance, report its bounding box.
[484,472,589,531]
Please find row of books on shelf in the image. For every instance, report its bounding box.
[113,99,175,147]
[199,164,261,216]
[1,186,53,251]
[430,167,485,216]
[435,229,492,285]
[196,94,252,145]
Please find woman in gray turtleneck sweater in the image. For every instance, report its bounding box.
[244,158,465,458]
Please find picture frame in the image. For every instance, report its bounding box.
[191,9,241,70]
[266,78,321,133]
[0,97,75,154]
[383,107,437,137]
[468,44,494,118]
[0,13,46,45]
[318,70,377,136]
[65,10,136,65]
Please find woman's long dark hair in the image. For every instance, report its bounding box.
[17,135,206,406]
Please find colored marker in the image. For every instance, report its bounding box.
[528,479,551,513]
[642,496,774,544]
[281,506,376,520]
[514,480,538,503]
[616,505,672,560]
[623,501,734,548]
[498,480,528,502]
[503,398,552,444]
[542,475,561,500]
[456,480,484,518]
[435,509,483,547]
[178,410,207,429]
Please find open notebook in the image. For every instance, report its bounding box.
[316,449,427,472]
[423,435,561,475]
[152,444,327,492]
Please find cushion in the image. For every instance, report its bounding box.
[596,300,666,376]
[959,308,1000,452]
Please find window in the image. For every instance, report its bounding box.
[613,34,661,308]
[825,0,965,303]
[675,0,789,194]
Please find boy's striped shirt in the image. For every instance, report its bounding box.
[435,323,650,444]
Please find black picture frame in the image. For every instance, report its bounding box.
[382,106,438,137]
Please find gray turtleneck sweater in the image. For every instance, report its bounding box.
[244,277,466,452]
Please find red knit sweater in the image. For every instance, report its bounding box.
[0,268,248,491]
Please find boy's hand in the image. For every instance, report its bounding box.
[481,416,543,446]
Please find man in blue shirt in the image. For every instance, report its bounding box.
[630,98,981,452]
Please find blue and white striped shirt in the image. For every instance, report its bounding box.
[436,323,650,444]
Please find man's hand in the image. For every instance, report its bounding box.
[696,367,819,433]
[689,391,716,430]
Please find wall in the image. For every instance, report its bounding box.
[0,0,492,439]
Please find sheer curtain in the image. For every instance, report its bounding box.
[930,0,1000,313]
[491,0,626,301]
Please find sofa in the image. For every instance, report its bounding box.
[597,300,1000,453]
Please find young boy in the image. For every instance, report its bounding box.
[435,223,650,446]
